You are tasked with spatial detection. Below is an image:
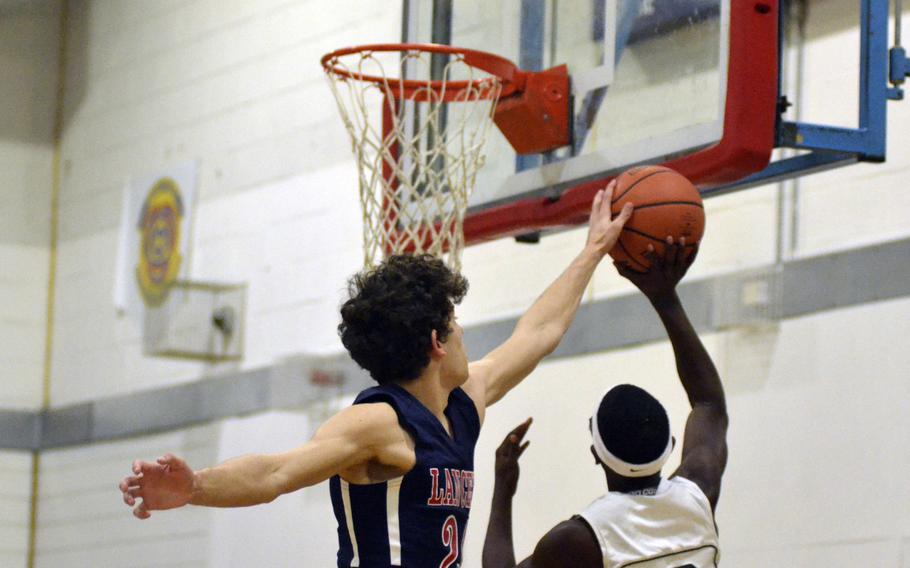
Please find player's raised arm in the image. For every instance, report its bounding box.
[482,420,601,568]
[118,402,403,519]
[465,183,633,410]
[614,239,728,511]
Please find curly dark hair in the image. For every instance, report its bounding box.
[338,255,469,385]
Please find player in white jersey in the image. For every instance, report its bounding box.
[482,239,727,568]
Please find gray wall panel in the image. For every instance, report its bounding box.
[2,237,909,449]
[198,369,271,420]
[41,403,92,448]
[0,410,39,450]
[92,381,205,441]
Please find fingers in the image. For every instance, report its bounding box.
[508,417,532,444]
[517,440,530,458]
[590,181,620,223]
[602,179,617,212]
[591,189,604,221]
[614,202,633,224]
[133,459,161,475]
[121,475,141,488]
[613,261,641,278]
[642,244,661,270]
[133,501,151,520]
[157,453,181,469]
[605,179,617,201]
[666,236,680,267]
[122,486,142,506]
[120,474,143,506]
[511,416,532,434]
[686,242,700,265]
[499,418,533,454]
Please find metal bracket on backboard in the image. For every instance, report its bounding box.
[704,0,898,197]
[494,65,572,155]
[889,46,910,99]
[143,280,247,362]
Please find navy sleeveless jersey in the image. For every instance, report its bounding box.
[329,383,481,568]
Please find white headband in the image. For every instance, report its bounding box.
[591,389,673,478]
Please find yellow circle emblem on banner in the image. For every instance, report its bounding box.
[136,178,184,307]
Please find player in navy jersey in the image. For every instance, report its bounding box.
[119,185,633,567]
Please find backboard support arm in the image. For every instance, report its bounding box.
[704,0,898,197]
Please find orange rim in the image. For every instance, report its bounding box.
[321,43,524,98]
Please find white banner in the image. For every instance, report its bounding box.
[113,161,198,316]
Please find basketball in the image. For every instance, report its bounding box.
[608,165,705,271]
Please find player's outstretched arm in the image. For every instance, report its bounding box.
[467,182,633,410]
[482,419,601,568]
[118,403,402,519]
[614,239,728,511]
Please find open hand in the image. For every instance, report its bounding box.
[586,180,634,256]
[494,418,532,497]
[118,454,195,519]
[614,237,698,301]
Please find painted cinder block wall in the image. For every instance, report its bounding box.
[3,0,908,566]
[0,2,60,566]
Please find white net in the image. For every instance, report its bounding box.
[324,47,503,271]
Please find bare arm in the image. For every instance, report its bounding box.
[465,183,633,412]
[482,419,531,568]
[656,290,728,510]
[119,403,403,518]
[522,521,602,568]
[615,240,728,510]
[482,420,600,568]
[192,404,390,506]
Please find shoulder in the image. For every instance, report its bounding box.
[315,401,403,447]
[447,387,481,445]
[668,472,720,517]
[672,446,725,511]
[531,518,601,568]
[462,362,492,423]
[449,386,480,420]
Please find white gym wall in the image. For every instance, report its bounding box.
[0,1,59,565]
[1,0,909,566]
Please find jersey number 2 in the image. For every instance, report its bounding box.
[439,515,459,568]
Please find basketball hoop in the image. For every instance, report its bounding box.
[322,43,520,271]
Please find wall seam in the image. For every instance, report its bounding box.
[27,1,69,566]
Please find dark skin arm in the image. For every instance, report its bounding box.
[482,419,601,568]
[615,238,729,511]
[482,418,531,568]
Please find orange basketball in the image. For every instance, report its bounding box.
[608,165,704,271]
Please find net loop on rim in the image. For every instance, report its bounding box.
[323,43,515,271]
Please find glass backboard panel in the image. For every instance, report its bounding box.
[405,0,729,210]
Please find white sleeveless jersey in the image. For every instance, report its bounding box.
[577,476,720,568]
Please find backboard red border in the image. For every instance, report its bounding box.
[464,0,780,245]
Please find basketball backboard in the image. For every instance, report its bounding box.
[403,0,780,243]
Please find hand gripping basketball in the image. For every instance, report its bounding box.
[608,166,705,270]
[614,238,699,302]
[587,180,635,256]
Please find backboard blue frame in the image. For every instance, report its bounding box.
[705,0,907,197]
